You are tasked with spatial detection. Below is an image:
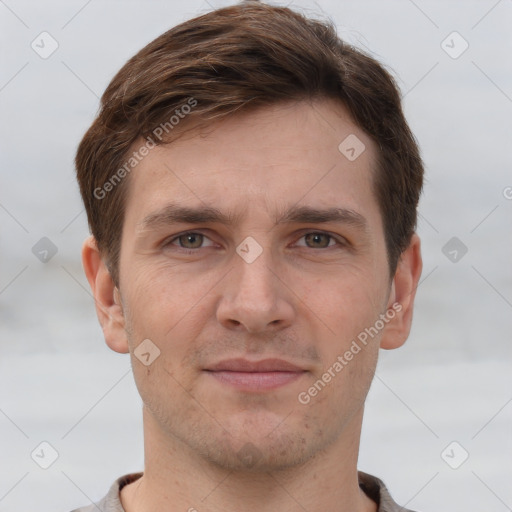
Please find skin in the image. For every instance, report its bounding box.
[83,98,422,512]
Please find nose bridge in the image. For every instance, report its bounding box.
[216,239,294,332]
[235,242,275,298]
[232,239,278,306]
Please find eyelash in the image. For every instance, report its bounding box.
[163,230,346,254]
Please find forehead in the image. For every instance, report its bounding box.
[122,99,381,232]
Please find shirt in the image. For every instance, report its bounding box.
[70,471,417,512]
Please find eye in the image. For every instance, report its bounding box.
[167,232,215,250]
[164,230,345,253]
[295,232,340,249]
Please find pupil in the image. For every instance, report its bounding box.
[307,233,328,248]
[183,234,201,248]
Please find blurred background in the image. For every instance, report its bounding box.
[0,0,511,510]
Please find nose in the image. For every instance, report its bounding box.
[216,248,295,334]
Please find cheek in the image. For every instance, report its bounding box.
[297,332,379,436]
[305,269,386,338]
[122,265,217,393]
[303,275,387,406]
[124,263,211,335]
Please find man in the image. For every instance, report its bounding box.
[73,1,423,511]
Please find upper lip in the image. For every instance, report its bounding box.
[205,358,305,372]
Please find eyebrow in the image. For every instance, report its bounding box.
[138,203,369,233]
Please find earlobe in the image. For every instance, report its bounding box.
[380,233,422,350]
[81,236,130,354]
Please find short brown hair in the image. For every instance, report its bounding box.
[75,0,423,286]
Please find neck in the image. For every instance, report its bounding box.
[121,406,376,512]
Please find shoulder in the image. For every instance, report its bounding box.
[358,471,420,512]
[69,473,143,512]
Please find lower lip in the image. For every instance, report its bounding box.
[205,371,305,391]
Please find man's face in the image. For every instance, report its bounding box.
[117,99,395,471]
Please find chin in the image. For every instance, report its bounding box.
[203,435,317,473]
[188,413,331,474]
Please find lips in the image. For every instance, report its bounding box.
[206,358,304,372]
[204,358,306,391]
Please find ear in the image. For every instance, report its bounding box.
[81,236,129,354]
[380,233,422,350]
